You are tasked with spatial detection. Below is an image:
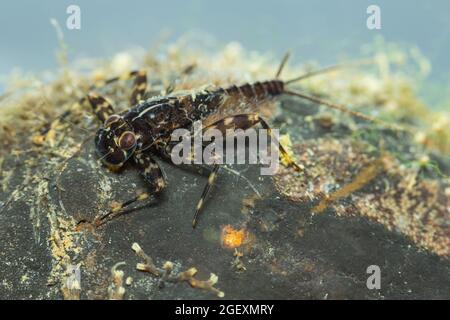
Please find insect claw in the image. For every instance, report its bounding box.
[81,55,387,230]
[291,162,302,172]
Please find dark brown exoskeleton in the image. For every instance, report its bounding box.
[87,54,382,227]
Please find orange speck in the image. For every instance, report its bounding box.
[31,134,46,145]
[221,225,246,249]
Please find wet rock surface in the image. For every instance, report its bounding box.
[0,96,449,300]
[0,44,449,299]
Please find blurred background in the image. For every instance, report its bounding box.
[1,0,449,107]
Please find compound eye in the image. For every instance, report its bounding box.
[104,114,121,127]
[118,131,136,150]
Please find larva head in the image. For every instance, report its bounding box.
[95,114,137,167]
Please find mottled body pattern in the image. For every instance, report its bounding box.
[127,80,284,152]
[87,55,374,227]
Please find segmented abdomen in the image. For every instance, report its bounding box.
[218,80,284,101]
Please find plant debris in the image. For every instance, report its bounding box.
[0,37,448,299]
[132,243,224,298]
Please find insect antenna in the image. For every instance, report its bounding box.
[284,58,374,84]
[283,89,406,131]
[96,149,114,163]
[278,56,411,131]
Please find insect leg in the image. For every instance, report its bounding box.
[95,151,166,226]
[78,70,143,114]
[192,164,220,228]
[256,116,303,171]
[130,70,148,105]
[89,70,140,90]
[86,92,115,122]
[201,113,302,172]
[134,151,166,193]
[191,113,301,227]
[153,139,221,228]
